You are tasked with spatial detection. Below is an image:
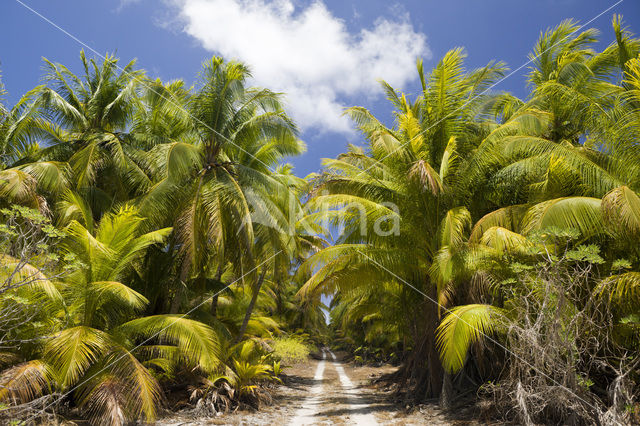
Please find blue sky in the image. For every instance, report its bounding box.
[1,0,638,177]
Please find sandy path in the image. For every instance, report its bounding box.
[289,349,377,425]
[326,350,377,425]
[288,351,328,425]
[157,353,484,425]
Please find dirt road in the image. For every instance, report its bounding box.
[289,349,378,425]
[159,350,482,425]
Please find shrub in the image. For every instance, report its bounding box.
[270,336,312,364]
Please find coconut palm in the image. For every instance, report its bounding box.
[138,57,304,318]
[0,71,69,211]
[298,20,640,401]
[436,182,640,374]
[297,49,507,398]
[236,164,323,341]
[462,17,640,213]
[0,75,42,168]
[26,51,152,209]
[0,206,220,425]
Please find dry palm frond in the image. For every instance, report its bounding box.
[0,360,52,404]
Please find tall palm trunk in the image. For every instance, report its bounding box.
[209,294,219,318]
[439,372,453,408]
[169,284,185,314]
[210,266,224,318]
[398,285,444,401]
[423,284,444,398]
[236,269,267,342]
[169,258,194,314]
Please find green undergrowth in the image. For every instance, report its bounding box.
[270,336,314,364]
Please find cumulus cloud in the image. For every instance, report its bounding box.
[169,0,430,133]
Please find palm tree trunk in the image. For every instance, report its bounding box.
[424,285,444,398]
[209,293,219,318]
[210,266,224,318]
[439,372,453,409]
[169,284,184,314]
[170,254,192,314]
[406,286,443,401]
[235,269,267,342]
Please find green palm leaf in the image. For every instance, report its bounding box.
[601,185,640,239]
[44,326,114,387]
[90,281,148,311]
[521,196,604,238]
[436,304,503,374]
[594,272,640,307]
[0,254,62,302]
[76,348,163,425]
[117,315,220,374]
[439,207,471,248]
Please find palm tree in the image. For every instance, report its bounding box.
[298,18,640,402]
[236,164,322,341]
[297,49,506,398]
[0,73,41,168]
[462,17,640,213]
[29,51,151,209]
[0,206,220,425]
[436,182,640,374]
[139,57,304,319]
[0,71,68,211]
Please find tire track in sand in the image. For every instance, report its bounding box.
[327,350,378,426]
[289,349,378,425]
[289,351,327,425]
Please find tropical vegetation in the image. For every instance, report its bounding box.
[0,13,638,426]
[298,15,640,424]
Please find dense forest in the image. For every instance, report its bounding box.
[1,15,639,425]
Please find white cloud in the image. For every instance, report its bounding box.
[168,0,430,133]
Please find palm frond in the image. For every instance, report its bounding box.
[436,304,503,373]
[44,326,114,387]
[601,185,640,239]
[0,360,53,404]
[117,315,220,373]
[594,272,640,308]
[521,196,604,238]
